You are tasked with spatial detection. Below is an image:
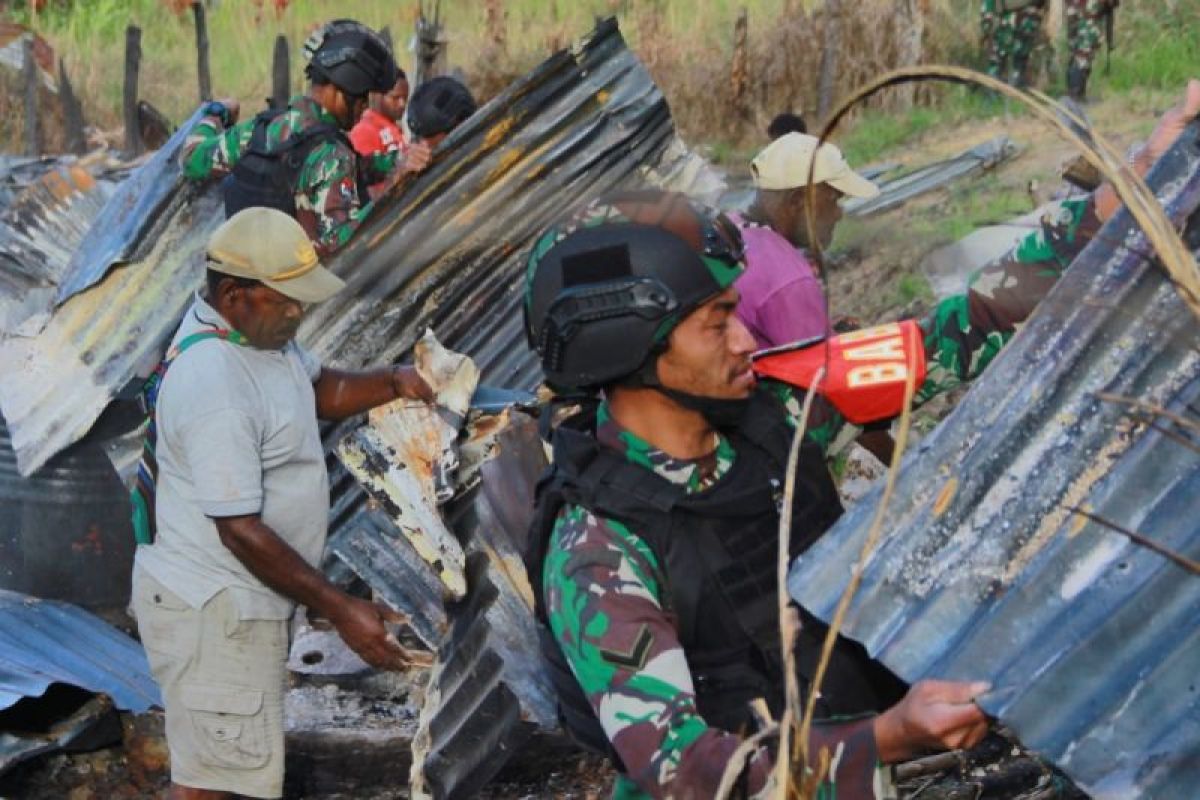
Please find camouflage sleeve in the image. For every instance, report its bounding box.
[916,196,1101,404]
[295,141,375,257]
[366,151,398,180]
[761,381,850,458]
[179,116,255,181]
[544,504,886,799]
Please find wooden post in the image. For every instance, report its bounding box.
[123,25,143,157]
[892,0,926,109]
[193,1,212,102]
[817,0,841,122]
[271,35,289,110]
[58,57,86,155]
[730,8,751,123]
[22,36,41,157]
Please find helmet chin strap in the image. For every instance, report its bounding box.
[622,352,750,430]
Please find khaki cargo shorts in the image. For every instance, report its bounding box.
[132,566,288,798]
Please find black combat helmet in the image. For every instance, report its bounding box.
[304,20,399,98]
[524,190,745,392]
[407,76,477,139]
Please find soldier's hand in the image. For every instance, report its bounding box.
[329,596,430,670]
[873,679,991,763]
[1097,79,1200,221]
[403,140,433,174]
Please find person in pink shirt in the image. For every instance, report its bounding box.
[733,132,880,349]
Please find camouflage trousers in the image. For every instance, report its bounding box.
[1065,0,1106,71]
[980,0,1046,85]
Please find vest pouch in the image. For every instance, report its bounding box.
[690,651,775,734]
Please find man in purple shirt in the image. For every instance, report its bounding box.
[733,132,880,348]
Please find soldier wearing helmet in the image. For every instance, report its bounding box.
[180,20,436,256]
[519,103,1197,794]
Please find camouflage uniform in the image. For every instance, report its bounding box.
[1065,0,1108,72]
[542,196,1100,799]
[980,0,1047,87]
[1064,0,1114,101]
[181,96,397,257]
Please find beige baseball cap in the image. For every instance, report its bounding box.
[206,207,345,304]
[751,132,880,199]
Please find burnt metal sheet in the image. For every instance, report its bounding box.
[409,410,556,799]
[298,16,671,374]
[844,135,1017,217]
[328,509,450,651]
[0,185,221,476]
[789,126,1200,799]
[53,106,204,304]
[0,163,114,335]
[0,16,666,481]
[0,590,159,713]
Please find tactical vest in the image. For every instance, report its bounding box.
[223,108,369,219]
[527,389,907,762]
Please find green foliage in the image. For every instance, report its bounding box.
[893,272,933,306]
[1102,4,1200,94]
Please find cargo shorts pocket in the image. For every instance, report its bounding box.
[180,684,269,770]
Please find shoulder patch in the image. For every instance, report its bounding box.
[599,624,653,670]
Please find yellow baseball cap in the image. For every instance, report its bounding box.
[206,208,345,304]
[751,132,880,199]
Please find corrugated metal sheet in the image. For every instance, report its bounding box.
[844,135,1017,217]
[0,163,115,335]
[0,590,159,712]
[0,16,668,481]
[54,107,206,304]
[789,126,1200,799]
[409,410,555,799]
[298,16,671,374]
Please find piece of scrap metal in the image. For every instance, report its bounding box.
[790,123,1200,799]
[0,590,159,713]
[337,331,480,601]
[844,135,1017,217]
[408,410,555,799]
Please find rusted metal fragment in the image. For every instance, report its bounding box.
[366,329,480,505]
[409,411,556,799]
[0,16,667,493]
[790,124,1200,799]
[0,164,112,335]
[337,428,467,601]
[0,694,118,777]
[844,135,1017,217]
[0,186,221,477]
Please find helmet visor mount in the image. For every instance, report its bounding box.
[526,205,746,392]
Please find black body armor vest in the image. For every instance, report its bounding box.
[527,389,907,761]
[222,109,368,219]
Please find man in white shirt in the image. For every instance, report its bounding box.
[132,207,433,800]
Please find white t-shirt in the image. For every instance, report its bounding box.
[134,293,326,620]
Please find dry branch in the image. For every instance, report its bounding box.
[1068,506,1200,576]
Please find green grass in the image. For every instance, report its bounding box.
[893,272,934,306]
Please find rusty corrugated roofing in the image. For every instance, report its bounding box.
[789,127,1200,800]
[0,17,667,480]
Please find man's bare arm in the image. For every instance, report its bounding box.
[213,514,421,669]
[314,365,433,420]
